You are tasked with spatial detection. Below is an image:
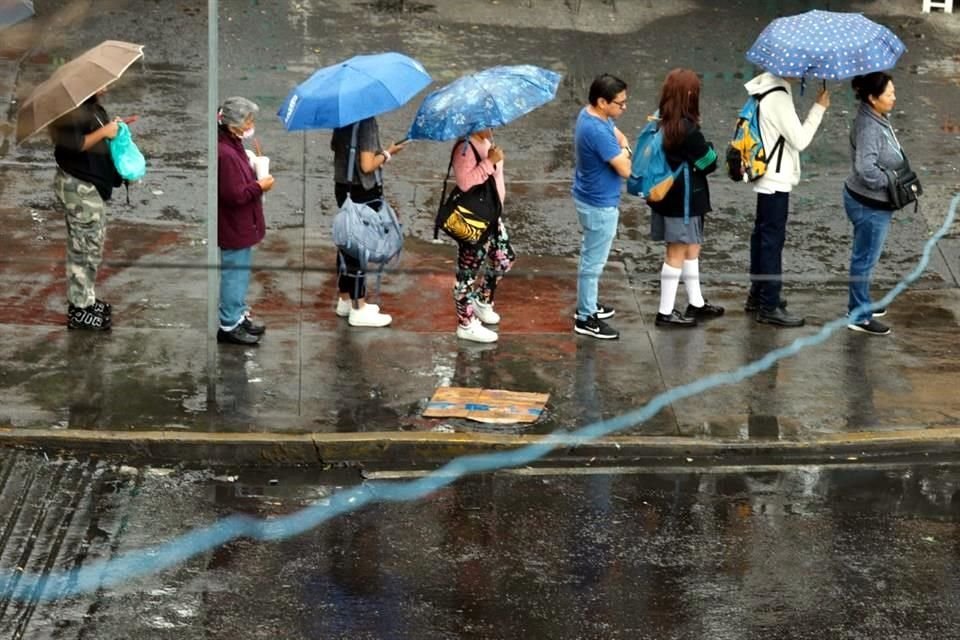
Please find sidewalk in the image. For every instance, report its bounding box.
[1,224,959,465]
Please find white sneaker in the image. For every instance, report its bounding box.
[336,299,378,318]
[348,304,391,327]
[473,300,500,325]
[456,318,498,343]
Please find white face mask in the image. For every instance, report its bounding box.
[241,126,255,139]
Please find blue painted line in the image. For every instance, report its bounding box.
[3,194,957,603]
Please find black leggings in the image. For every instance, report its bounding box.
[334,182,383,300]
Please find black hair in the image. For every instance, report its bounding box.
[851,71,893,103]
[588,73,627,106]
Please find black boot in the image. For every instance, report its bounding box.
[756,306,804,327]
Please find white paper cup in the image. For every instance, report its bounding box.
[253,155,270,179]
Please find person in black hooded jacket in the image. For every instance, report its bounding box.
[647,68,724,328]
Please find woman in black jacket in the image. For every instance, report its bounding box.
[648,68,724,328]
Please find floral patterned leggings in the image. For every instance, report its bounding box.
[454,220,516,326]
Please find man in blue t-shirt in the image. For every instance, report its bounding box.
[572,74,632,340]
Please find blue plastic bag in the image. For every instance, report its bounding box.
[108,121,146,181]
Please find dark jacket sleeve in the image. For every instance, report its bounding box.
[681,125,718,175]
[218,149,262,207]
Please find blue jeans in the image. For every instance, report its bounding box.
[219,247,253,330]
[844,188,892,320]
[749,191,790,309]
[574,199,619,321]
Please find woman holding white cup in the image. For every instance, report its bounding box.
[217,96,275,345]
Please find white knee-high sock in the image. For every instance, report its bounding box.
[659,263,682,315]
[682,258,705,308]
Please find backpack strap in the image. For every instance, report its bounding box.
[345,121,383,188]
[755,87,788,174]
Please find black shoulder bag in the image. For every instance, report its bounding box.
[434,141,502,246]
[880,153,922,212]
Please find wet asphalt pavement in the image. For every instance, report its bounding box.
[0,2,959,445]
[0,450,959,639]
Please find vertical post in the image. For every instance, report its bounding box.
[207,0,219,401]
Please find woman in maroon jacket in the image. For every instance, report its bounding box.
[217,97,275,345]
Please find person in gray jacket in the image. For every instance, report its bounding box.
[843,71,905,336]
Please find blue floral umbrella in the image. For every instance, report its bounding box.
[407,65,561,141]
[278,52,431,130]
[746,10,906,80]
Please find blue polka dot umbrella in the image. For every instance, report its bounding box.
[746,10,906,80]
[407,65,561,141]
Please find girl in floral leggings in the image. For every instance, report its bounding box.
[451,130,515,343]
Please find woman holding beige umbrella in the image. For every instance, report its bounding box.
[16,40,143,330]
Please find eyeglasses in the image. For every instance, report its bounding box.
[610,99,627,109]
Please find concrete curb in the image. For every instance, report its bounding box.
[2,427,960,468]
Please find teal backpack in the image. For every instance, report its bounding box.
[626,114,690,221]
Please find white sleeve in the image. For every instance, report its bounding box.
[765,93,826,152]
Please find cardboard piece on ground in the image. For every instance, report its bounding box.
[423,386,549,424]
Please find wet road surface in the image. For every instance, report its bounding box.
[1,450,959,639]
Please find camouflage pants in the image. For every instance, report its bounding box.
[54,169,106,308]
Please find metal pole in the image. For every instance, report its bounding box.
[207,0,219,402]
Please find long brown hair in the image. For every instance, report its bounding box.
[658,68,701,151]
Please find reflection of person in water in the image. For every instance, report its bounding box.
[301,511,409,638]
[66,333,106,426]
[439,476,499,631]
[332,332,401,432]
[843,335,878,429]
[742,328,783,439]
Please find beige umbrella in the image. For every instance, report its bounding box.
[15,39,143,144]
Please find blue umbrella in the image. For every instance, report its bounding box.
[278,52,431,130]
[407,64,561,141]
[1,0,34,31]
[746,10,906,80]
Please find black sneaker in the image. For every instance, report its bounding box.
[655,309,697,328]
[847,318,891,336]
[595,302,615,320]
[67,304,111,331]
[685,301,725,319]
[217,326,261,345]
[756,306,804,328]
[242,316,266,336]
[93,299,111,317]
[871,307,887,318]
[745,295,787,313]
[574,315,619,340]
